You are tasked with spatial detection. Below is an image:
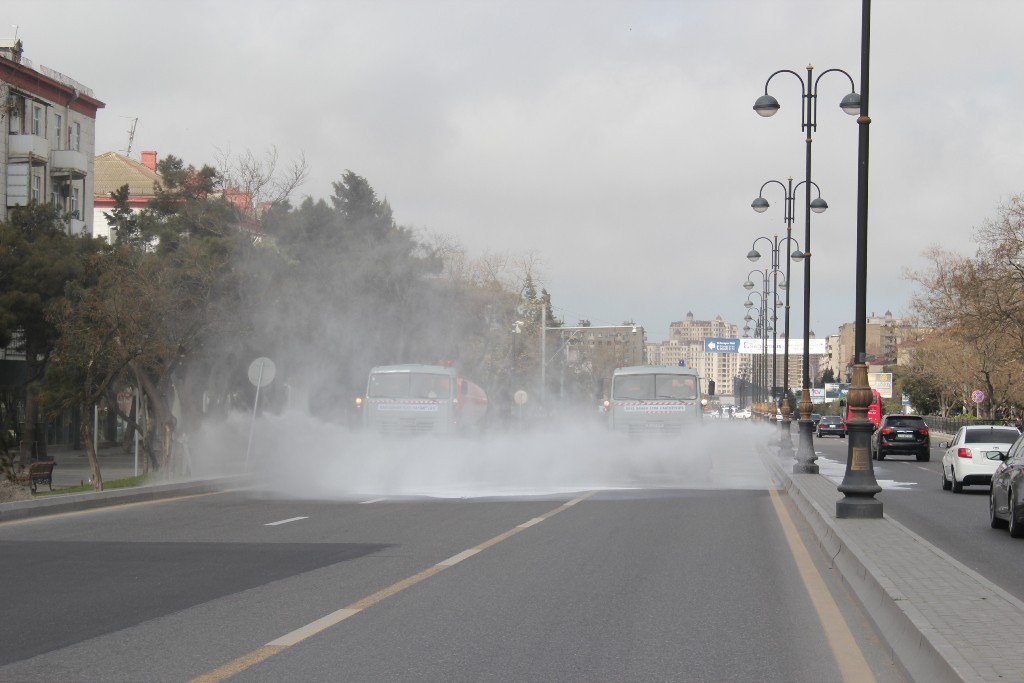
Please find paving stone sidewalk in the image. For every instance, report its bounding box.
[766,450,1024,683]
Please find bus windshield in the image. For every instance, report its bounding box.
[613,374,697,401]
[368,372,452,399]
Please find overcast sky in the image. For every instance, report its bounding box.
[18,1,1024,342]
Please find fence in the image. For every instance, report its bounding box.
[921,415,1018,435]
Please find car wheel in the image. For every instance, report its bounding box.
[917,450,930,462]
[991,489,1009,529]
[877,448,885,461]
[1010,490,1024,538]
[951,468,963,493]
[941,466,952,491]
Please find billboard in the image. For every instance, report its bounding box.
[868,372,894,399]
[733,337,828,355]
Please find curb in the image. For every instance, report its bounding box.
[763,445,1024,683]
[0,476,249,522]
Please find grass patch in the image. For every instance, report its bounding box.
[35,473,159,497]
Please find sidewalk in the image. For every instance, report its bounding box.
[765,443,1024,683]
[42,444,146,489]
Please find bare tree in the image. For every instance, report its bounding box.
[214,146,309,216]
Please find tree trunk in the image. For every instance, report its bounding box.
[80,418,103,491]
[121,392,137,454]
[131,362,176,472]
[18,384,40,466]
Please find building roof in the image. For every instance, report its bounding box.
[94,152,161,200]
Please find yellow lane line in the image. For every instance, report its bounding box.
[767,486,877,683]
[191,646,285,683]
[190,491,595,682]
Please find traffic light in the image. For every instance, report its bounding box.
[707,379,716,396]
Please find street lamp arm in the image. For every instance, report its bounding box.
[762,69,806,95]
[757,179,789,197]
[813,67,857,96]
[811,68,860,127]
[791,179,825,199]
[748,234,777,262]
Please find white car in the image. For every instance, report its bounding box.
[733,408,752,419]
[940,425,1021,492]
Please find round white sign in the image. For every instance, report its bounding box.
[513,389,528,405]
[248,357,276,387]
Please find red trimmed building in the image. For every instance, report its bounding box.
[92,150,161,242]
[0,39,105,234]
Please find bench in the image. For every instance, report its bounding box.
[15,460,56,493]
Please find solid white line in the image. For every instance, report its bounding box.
[264,517,308,526]
[437,548,481,566]
[195,492,597,682]
[266,608,362,646]
[360,498,387,505]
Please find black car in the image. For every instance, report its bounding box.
[991,433,1024,537]
[816,416,846,438]
[811,413,822,427]
[871,414,930,461]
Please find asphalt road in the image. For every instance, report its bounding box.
[810,431,1024,604]
[1,425,908,683]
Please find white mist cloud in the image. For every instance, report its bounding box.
[189,411,780,499]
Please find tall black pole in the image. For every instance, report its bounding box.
[795,65,818,473]
[781,181,795,457]
[837,0,883,517]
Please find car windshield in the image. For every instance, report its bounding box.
[964,428,1019,444]
[888,417,925,428]
[822,417,841,424]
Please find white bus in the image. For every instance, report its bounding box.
[604,365,710,435]
[358,364,488,435]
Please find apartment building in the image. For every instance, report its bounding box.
[647,312,744,397]
[1,40,104,233]
[827,311,920,381]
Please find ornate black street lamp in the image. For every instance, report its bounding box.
[837,0,883,517]
[747,227,804,457]
[741,294,766,407]
[754,64,860,473]
[744,268,783,419]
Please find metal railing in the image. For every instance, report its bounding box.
[921,415,1018,435]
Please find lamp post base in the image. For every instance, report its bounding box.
[837,363,883,518]
[836,496,883,518]
[779,419,794,459]
[793,388,818,473]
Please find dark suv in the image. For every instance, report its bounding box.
[816,415,846,438]
[871,414,930,461]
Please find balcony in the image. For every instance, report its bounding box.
[68,216,88,236]
[50,149,88,179]
[8,133,50,163]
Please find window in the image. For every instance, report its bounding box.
[70,122,80,151]
[31,174,41,202]
[71,187,80,217]
[54,114,63,149]
[31,104,42,135]
[8,95,24,133]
